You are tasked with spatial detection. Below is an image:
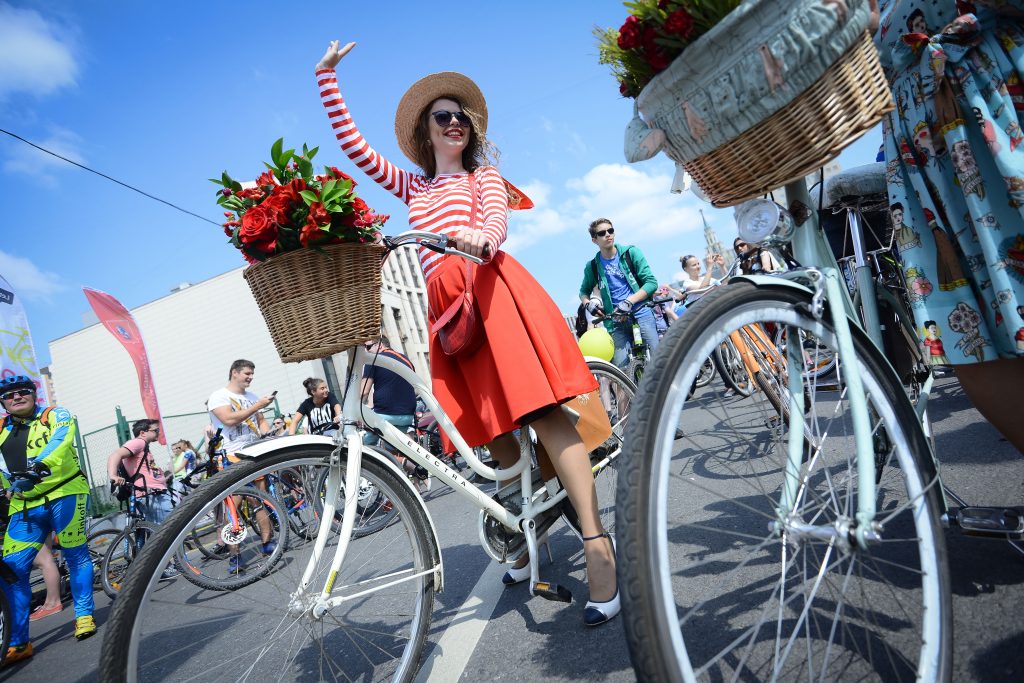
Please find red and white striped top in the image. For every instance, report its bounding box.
[317,69,509,279]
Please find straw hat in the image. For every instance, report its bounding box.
[394,71,487,166]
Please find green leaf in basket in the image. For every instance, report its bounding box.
[306,145,319,160]
[297,156,313,178]
[299,190,320,205]
[270,138,284,167]
[210,176,226,187]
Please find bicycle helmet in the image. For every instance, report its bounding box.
[0,375,35,395]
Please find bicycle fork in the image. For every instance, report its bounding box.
[774,269,881,550]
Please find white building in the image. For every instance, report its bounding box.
[48,247,428,491]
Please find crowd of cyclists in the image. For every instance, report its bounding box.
[576,216,782,366]
[0,348,433,667]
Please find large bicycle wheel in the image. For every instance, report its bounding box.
[100,448,438,683]
[617,282,952,682]
[712,337,754,396]
[561,359,636,539]
[173,485,289,591]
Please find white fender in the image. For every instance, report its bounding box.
[237,434,445,592]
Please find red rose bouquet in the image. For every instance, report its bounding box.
[595,0,741,98]
[212,138,388,263]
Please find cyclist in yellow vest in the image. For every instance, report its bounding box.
[0,376,95,667]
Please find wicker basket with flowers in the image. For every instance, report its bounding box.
[213,139,389,362]
[596,0,893,207]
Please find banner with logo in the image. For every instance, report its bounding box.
[0,273,49,410]
[83,287,166,445]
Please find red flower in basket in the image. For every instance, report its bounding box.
[665,10,694,38]
[212,138,388,262]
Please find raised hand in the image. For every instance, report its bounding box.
[316,40,356,71]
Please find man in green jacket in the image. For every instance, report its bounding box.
[0,375,96,667]
[579,218,660,368]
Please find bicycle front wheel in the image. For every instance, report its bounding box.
[617,282,952,682]
[100,523,158,598]
[100,448,438,683]
[86,528,121,593]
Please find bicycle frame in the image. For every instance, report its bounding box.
[241,344,578,613]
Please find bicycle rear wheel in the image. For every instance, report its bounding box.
[617,282,952,682]
[712,337,754,396]
[274,467,319,541]
[173,485,288,591]
[100,523,160,597]
[312,445,401,538]
[100,448,438,683]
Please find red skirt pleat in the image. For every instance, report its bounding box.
[427,252,598,449]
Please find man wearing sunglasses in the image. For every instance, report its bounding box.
[0,375,96,664]
[107,419,172,525]
[579,218,660,368]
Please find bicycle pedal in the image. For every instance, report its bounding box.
[946,506,1024,538]
[531,581,572,603]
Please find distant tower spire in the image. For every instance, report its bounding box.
[702,209,734,274]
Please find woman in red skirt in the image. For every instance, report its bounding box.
[315,41,618,626]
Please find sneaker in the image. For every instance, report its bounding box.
[74,615,97,641]
[260,540,278,556]
[3,643,33,667]
[723,388,736,398]
[160,566,180,580]
[228,555,247,573]
[29,603,63,621]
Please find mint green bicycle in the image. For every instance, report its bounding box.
[616,166,955,681]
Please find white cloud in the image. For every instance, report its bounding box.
[0,250,65,303]
[0,4,78,100]
[2,125,86,186]
[504,161,706,253]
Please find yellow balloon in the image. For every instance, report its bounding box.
[578,327,615,362]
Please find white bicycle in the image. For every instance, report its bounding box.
[98,230,636,682]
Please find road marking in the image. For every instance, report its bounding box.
[415,560,507,683]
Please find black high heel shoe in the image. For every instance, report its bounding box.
[582,532,619,627]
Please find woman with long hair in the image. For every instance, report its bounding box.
[288,378,342,437]
[314,40,617,625]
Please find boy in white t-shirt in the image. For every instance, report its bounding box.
[207,359,275,457]
[206,359,277,570]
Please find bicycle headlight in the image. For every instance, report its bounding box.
[735,198,794,246]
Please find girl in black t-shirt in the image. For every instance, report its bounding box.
[288,378,341,435]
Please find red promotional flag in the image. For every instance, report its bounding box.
[82,287,166,445]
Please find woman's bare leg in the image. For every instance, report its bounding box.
[34,537,62,611]
[531,409,616,603]
[953,357,1024,453]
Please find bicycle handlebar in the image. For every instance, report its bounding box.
[384,230,485,264]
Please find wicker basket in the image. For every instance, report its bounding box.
[631,0,894,207]
[684,31,893,208]
[243,243,386,362]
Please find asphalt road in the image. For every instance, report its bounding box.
[4,374,1023,682]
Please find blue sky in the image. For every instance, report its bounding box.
[1,1,879,368]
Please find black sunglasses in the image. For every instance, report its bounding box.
[591,228,615,238]
[0,388,33,401]
[430,110,471,127]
